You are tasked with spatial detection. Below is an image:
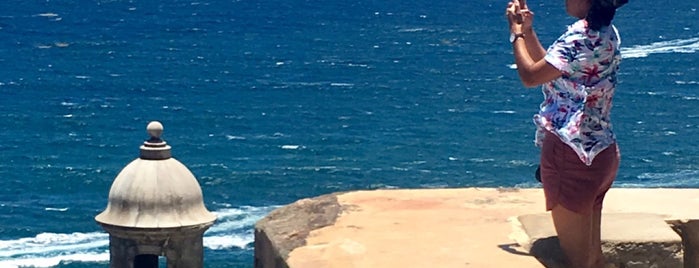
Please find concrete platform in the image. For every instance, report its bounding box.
[254,188,699,268]
[514,213,683,267]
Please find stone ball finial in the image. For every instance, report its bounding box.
[147,121,164,140]
[140,121,170,160]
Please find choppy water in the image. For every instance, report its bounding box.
[0,0,698,266]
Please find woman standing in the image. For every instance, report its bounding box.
[506,0,627,267]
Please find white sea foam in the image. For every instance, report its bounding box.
[0,206,277,267]
[616,170,699,188]
[226,135,246,140]
[330,82,354,87]
[207,206,275,234]
[44,207,69,212]
[397,27,427,33]
[507,37,699,69]
[35,13,59,17]
[0,252,109,268]
[204,235,252,250]
[621,37,699,59]
[469,158,495,163]
[0,232,109,258]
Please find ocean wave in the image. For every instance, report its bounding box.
[0,206,277,268]
[203,235,253,250]
[0,252,109,268]
[621,37,699,59]
[616,170,699,188]
[207,206,278,234]
[503,37,699,67]
[0,232,109,258]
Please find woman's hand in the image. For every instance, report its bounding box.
[520,9,534,33]
[506,0,534,33]
[518,0,528,10]
[506,0,523,33]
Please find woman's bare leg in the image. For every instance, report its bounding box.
[591,208,605,267]
[551,204,594,268]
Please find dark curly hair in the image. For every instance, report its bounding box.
[586,0,628,31]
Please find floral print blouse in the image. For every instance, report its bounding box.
[534,19,622,166]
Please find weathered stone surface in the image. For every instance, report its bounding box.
[255,193,342,268]
[515,213,683,267]
[671,220,699,268]
[254,188,699,268]
[257,188,548,267]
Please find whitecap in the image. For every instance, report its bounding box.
[0,232,109,258]
[207,207,273,233]
[36,13,59,17]
[0,205,278,264]
[330,82,354,87]
[44,207,68,212]
[204,235,252,250]
[398,28,427,33]
[203,206,279,249]
[619,170,699,188]
[469,158,495,163]
[621,37,699,59]
[0,252,109,268]
[508,160,530,166]
[226,135,246,140]
[391,166,409,171]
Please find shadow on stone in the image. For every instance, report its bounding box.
[496,239,567,267]
[530,236,567,268]
[515,213,685,268]
[497,243,532,256]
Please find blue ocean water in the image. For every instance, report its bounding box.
[0,0,697,266]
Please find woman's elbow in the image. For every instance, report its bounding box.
[521,78,540,88]
[518,72,541,88]
[517,62,561,88]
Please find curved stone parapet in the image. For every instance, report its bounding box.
[254,188,699,268]
[255,193,342,268]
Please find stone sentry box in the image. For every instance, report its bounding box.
[96,121,216,268]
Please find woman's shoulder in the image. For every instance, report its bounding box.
[565,19,588,33]
[560,20,618,43]
[558,20,588,39]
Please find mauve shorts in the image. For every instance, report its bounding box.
[540,131,620,214]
